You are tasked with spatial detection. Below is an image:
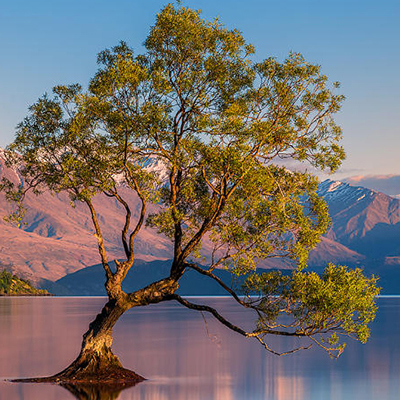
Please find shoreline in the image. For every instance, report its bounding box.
[0,293,53,297]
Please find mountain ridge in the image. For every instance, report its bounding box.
[1,148,399,292]
[317,179,400,258]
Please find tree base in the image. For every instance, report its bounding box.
[12,348,145,385]
[12,366,145,384]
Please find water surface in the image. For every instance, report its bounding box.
[0,296,399,399]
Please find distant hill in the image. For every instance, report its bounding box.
[0,149,362,283]
[317,179,400,259]
[316,180,400,294]
[49,180,400,295]
[0,269,50,296]
[51,259,271,296]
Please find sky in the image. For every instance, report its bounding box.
[1,0,399,188]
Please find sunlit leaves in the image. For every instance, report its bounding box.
[0,177,26,227]
[242,264,380,356]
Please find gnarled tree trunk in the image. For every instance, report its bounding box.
[13,277,179,385]
[14,297,144,384]
[52,297,144,383]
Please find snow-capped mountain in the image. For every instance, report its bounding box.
[317,179,375,209]
[318,179,400,258]
[1,146,400,292]
[344,175,400,199]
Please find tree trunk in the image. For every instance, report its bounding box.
[56,298,144,382]
[14,297,144,384]
[12,277,179,386]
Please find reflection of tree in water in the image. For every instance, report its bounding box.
[60,381,137,400]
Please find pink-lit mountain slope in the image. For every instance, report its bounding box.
[0,148,392,284]
[317,180,400,260]
[0,150,172,282]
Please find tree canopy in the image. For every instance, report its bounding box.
[1,3,379,382]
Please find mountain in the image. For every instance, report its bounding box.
[0,150,173,283]
[54,259,241,296]
[344,175,400,198]
[317,179,400,260]
[316,179,400,293]
[0,149,360,283]
[1,147,400,292]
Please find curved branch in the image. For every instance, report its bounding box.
[171,293,248,336]
[309,336,344,359]
[185,262,248,307]
[111,191,131,259]
[124,165,147,264]
[173,294,306,336]
[171,294,312,356]
[253,335,312,356]
[84,198,112,279]
[177,193,226,266]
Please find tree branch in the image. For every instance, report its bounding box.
[84,198,112,279]
[124,165,147,264]
[171,293,249,336]
[185,262,248,307]
[171,294,313,356]
[111,190,131,259]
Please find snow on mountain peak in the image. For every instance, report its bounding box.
[144,157,169,183]
[327,181,343,192]
[317,179,374,206]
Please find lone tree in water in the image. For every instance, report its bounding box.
[2,4,379,384]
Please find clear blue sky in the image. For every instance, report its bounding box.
[1,0,399,178]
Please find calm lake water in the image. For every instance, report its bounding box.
[0,296,399,400]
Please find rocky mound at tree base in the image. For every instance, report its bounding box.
[10,344,146,386]
[11,366,145,385]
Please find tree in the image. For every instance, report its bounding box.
[1,4,379,385]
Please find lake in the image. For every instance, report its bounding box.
[0,296,399,400]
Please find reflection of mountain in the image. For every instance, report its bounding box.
[1,148,400,292]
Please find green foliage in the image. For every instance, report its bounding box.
[0,269,50,295]
[0,269,13,293]
[242,264,380,356]
[0,178,26,227]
